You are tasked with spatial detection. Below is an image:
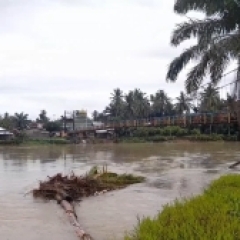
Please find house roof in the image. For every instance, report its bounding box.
[0,127,13,135]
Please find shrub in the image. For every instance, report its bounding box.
[190,128,201,135]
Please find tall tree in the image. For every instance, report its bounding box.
[132,89,150,118]
[175,91,193,114]
[14,112,29,130]
[199,84,221,112]
[0,112,15,130]
[166,0,240,94]
[109,88,125,120]
[124,91,135,119]
[150,90,172,117]
[92,110,99,121]
[38,110,49,124]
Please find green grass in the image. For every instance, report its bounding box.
[124,174,240,240]
[88,165,145,188]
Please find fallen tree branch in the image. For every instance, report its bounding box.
[32,167,145,239]
[229,161,240,169]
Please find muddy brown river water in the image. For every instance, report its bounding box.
[0,142,240,240]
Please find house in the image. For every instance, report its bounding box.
[0,127,14,140]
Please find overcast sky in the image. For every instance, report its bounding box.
[0,0,232,119]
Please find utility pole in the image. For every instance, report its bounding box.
[73,111,75,131]
[63,111,67,132]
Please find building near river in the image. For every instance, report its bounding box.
[64,110,94,131]
[0,127,14,140]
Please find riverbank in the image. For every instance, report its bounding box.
[124,174,240,240]
[0,134,237,146]
[0,125,238,146]
[119,134,238,143]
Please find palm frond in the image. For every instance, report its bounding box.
[171,18,228,46]
[231,59,240,99]
[185,52,211,93]
[166,44,205,82]
[174,0,226,15]
[170,29,240,93]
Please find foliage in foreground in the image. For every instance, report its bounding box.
[125,174,240,240]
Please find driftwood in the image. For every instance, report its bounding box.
[229,161,240,169]
[56,191,92,240]
[32,169,144,240]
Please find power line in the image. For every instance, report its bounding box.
[197,67,239,90]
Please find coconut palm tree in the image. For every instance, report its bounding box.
[150,90,172,117]
[175,91,193,114]
[199,84,221,112]
[221,93,236,112]
[132,89,150,118]
[124,91,135,119]
[109,88,125,120]
[14,112,29,130]
[166,0,240,94]
[92,110,99,121]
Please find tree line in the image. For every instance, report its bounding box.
[0,110,62,132]
[92,85,235,122]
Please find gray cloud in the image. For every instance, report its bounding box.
[0,0,206,119]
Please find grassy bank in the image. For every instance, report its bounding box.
[119,126,238,143]
[125,174,240,240]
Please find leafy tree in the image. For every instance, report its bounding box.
[0,112,15,130]
[45,121,62,133]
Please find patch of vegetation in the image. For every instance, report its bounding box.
[125,174,240,240]
[119,126,237,143]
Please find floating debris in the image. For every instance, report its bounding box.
[32,166,145,240]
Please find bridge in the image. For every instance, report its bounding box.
[64,70,240,135]
[64,111,238,135]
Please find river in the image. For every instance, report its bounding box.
[0,142,240,240]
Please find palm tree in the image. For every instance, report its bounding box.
[132,89,150,118]
[175,91,193,114]
[0,112,15,130]
[166,0,240,94]
[38,110,49,124]
[150,90,172,117]
[14,112,29,130]
[92,110,99,121]
[124,91,135,119]
[110,88,124,120]
[222,93,236,112]
[199,84,221,112]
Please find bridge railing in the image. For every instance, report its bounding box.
[103,112,237,129]
[68,112,238,132]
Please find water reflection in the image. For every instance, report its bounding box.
[0,142,240,240]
